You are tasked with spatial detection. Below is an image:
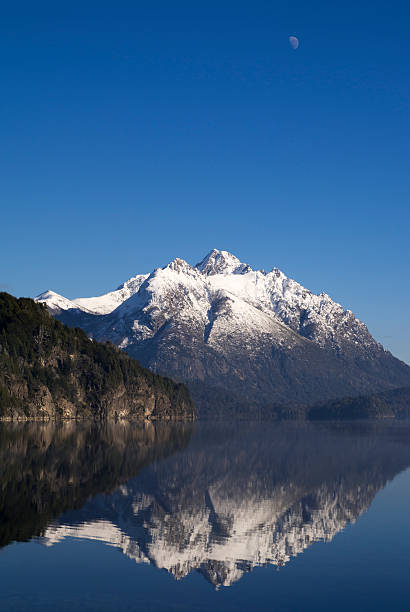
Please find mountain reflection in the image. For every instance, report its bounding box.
[2,420,410,587]
[0,421,193,549]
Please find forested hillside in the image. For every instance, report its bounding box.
[0,293,194,420]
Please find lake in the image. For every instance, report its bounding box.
[1,419,410,611]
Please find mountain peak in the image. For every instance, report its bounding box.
[37,289,59,300]
[195,249,252,276]
[35,290,82,313]
[166,257,195,274]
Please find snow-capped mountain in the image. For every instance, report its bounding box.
[36,249,410,411]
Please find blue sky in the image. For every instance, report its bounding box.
[2,1,410,363]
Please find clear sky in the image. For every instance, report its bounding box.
[2,1,410,364]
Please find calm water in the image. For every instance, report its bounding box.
[1,420,410,611]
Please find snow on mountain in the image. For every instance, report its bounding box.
[73,274,149,315]
[90,254,307,360]
[203,259,376,351]
[35,249,377,351]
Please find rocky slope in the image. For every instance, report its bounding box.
[0,293,194,420]
[36,250,410,412]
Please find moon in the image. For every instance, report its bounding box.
[289,36,299,50]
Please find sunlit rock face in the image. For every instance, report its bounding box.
[26,422,410,588]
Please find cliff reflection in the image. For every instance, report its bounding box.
[2,421,410,587]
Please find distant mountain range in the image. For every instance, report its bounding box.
[36,249,410,413]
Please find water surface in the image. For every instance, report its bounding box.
[1,420,410,610]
